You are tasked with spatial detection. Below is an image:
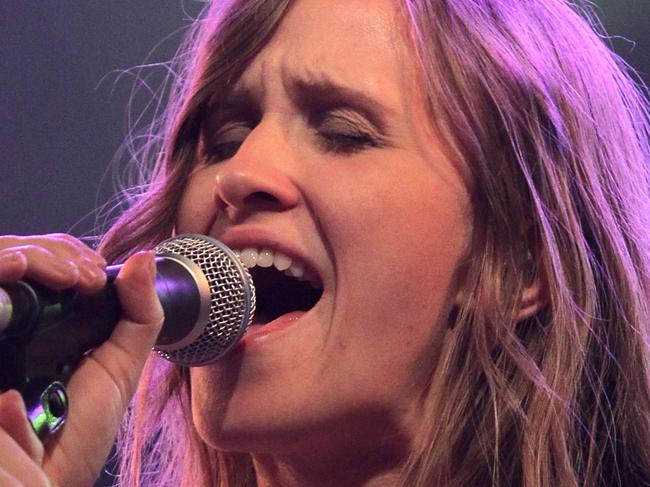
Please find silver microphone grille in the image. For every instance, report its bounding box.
[153,234,256,366]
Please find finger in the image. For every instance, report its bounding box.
[0,235,25,251]
[89,250,164,399]
[23,241,107,293]
[0,251,28,283]
[43,251,163,487]
[0,391,44,465]
[0,234,106,292]
[0,234,105,268]
[39,235,108,292]
[0,245,80,290]
[0,246,106,293]
[114,250,164,330]
[0,469,22,487]
[39,234,106,268]
[0,428,50,487]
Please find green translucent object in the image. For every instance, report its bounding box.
[27,381,68,439]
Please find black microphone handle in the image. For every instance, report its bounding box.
[0,234,254,438]
[0,256,202,393]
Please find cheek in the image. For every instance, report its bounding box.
[318,161,470,302]
[176,167,217,234]
[311,163,470,390]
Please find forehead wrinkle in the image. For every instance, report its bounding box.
[279,64,398,123]
[223,56,271,109]
[279,65,350,97]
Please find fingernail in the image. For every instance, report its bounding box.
[94,254,107,268]
[88,255,107,268]
[82,259,106,282]
[55,258,78,276]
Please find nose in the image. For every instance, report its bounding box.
[213,127,300,216]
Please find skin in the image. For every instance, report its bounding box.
[177,0,472,485]
[0,236,163,486]
[0,1,472,485]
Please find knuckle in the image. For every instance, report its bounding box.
[50,234,99,259]
[45,233,71,241]
[0,248,21,260]
[46,233,80,248]
[11,244,44,257]
[0,244,49,264]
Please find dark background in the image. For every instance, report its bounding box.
[1,1,203,240]
[0,2,648,486]
[1,1,649,239]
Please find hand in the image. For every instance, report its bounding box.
[0,234,164,487]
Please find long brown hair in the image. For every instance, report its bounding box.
[399,0,650,485]
[101,1,650,485]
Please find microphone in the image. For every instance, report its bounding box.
[0,234,256,393]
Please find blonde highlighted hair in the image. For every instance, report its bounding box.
[100,1,650,485]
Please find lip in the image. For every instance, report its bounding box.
[237,310,309,349]
[213,227,328,351]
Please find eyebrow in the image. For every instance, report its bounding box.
[214,87,260,116]
[212,72,393,135]
[286,74,391,132]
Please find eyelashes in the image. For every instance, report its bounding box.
[200,111,386,163]
[201,122,252,162]
[314,112,384,155]
[315,129,380,155]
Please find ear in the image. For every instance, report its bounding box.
[449,253,547,324]
[516,276,547,321]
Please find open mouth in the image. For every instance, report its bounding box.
[234,247,324,325]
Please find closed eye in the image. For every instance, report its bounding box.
[317,130,379,155]
[202,121,252,163]
[312,110,386,156]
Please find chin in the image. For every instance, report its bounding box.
[188,370,305,453]
[191,404,312,454]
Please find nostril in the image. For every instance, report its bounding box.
[244,191,282,207]
[250,191,278,202]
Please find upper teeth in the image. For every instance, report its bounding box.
[235,247,318,286]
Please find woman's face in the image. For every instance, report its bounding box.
[177,0,471,459]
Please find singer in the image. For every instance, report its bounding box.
[1,0,650,486]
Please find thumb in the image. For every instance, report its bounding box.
[108,250,165,360]
[85,250,164,406]
[43,251,164,486]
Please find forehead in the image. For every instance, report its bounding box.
[233,0,416,113]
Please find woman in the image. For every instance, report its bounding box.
[1,0,649,485]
